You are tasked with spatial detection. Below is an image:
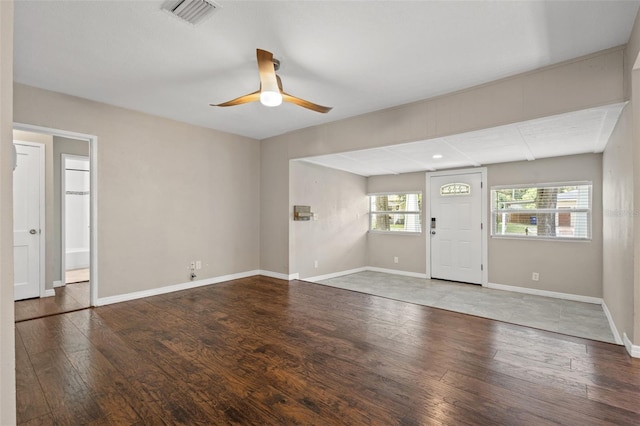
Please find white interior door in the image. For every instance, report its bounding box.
[13,143,43,301]
[429,172,483,284]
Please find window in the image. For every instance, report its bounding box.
[491,182,591,240]
[369,193,422,233]
[440,183,471,196]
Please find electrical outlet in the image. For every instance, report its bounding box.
[394,256,399,264]
[314,260,319,269]
[190,261,196,270]
[532,272,539,281]
[196,260,202,270]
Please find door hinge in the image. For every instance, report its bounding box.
[481,223,483,230]
[481,181,483,189]
[481,264,484,271]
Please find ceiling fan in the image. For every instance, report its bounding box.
[211,49,332,113]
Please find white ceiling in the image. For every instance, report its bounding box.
[299,103,626,176]
[13,1,640,141]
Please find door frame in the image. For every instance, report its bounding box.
[426,167,488,286]
[61,154,90,286]
[13,141,47,298]
[14,123,99,307]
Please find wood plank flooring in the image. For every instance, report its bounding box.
[15,281,90,322]
[16,276,640,425]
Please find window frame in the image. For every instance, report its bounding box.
[368,192,423,235]
[490,181,592,241]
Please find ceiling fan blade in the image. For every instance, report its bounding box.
[257,49,279,94]
[282,92,333,113]
[210,90,260,107]
[212,50,332,113]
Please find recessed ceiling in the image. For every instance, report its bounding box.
[13,1,640,140]
[298,103,626,176]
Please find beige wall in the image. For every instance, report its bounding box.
[634,71,640,344]
[488,154,603,297]
[14,84,261,299]
[290,161,368,278]
[367,172,426,274]
[0,1,15,423]
[53,137,90,283]
[261,48,625,276]
[261,137,290,275]
[602,104,634,339]
[623,9,640,345]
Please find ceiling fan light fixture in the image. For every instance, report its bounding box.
[211,48,332,113]
[260,90,282,107]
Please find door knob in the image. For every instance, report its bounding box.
[29,229,37,235]
[431,230,436,235]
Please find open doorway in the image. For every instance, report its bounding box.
[62,154,90,283]
[13,124,97,321]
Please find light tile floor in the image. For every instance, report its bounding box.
[316,271,617,344]
[66,268,90,284]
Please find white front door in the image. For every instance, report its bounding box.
[429,172,483,284]
[13,143,43,300]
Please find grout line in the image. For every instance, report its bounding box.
[15,307,92,324]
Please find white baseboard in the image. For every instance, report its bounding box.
[485,282,603,305]
[96,270,261,306]
[43,288,56,297]
[601,301,623,345]
[258,270,299,281]
[53,280,64,288]
[623,333,640,358]
[304,267,368,282]
[96,269,308,306]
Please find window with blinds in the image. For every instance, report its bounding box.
[491,182,592,240]
[369,193,422,233]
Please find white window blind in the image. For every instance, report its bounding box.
[369,193,422,233]
[491,183,591,240]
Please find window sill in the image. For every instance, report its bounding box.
[491,235,591,242]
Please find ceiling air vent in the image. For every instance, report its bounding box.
[163,0,221,25]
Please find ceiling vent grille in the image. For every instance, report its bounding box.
[163,0,220,25]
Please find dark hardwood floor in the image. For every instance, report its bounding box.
[15,281,90,323]
[16,276,640,425]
